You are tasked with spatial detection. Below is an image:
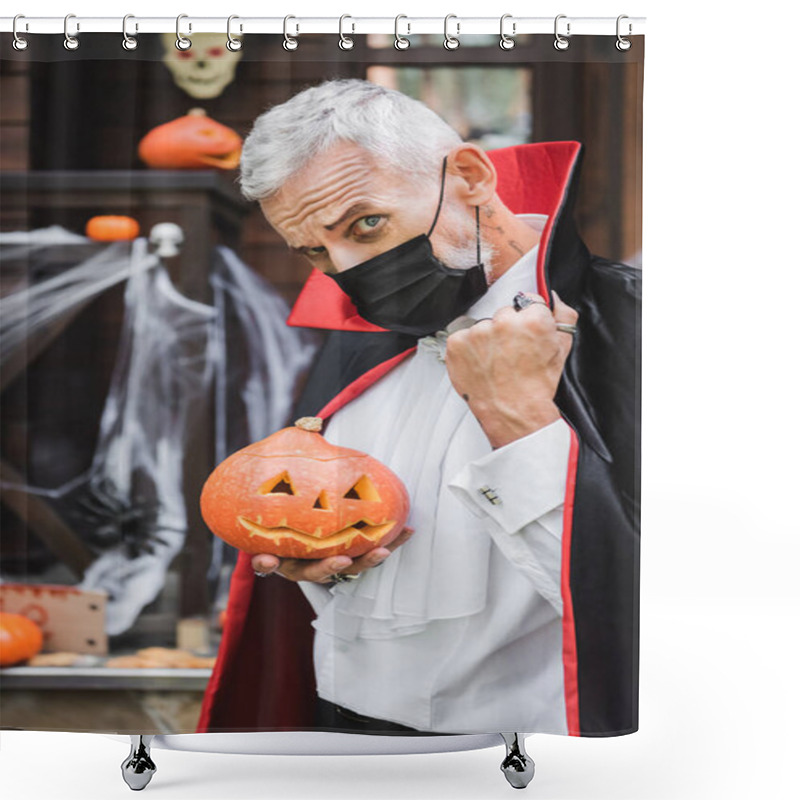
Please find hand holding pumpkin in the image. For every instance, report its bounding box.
[251,525,415,584]
[201,417,412,574]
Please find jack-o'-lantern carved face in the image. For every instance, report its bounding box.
[138,109,241,170]
[200,418,410,560]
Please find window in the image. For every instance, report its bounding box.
[367,65,532,149]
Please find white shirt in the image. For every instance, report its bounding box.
[298,213,571,734]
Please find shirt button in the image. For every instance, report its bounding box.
[478,485,502,505]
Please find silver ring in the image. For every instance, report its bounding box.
[443,14,460,50]
[394,15,410,50]
[283,15,299,50]
[329,572,359,584]
[499,14,515,50]
[63,13,79,51]
[13,14,29,51]
[513,292,547,312]
[176,14,191,50]
[616,15,632,51]
[122,14,138,51]
[254,571,270,578]
[339,14,355,50]
[556,323,578,335]
[554,14,570,51]
[227,15,243,51]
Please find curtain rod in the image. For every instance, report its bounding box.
[1,16,646,37]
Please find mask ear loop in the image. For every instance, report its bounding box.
[426,155,449,237]
[475,205,481,263]
[426,155,483,265]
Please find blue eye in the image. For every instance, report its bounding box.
[354,215,385,234]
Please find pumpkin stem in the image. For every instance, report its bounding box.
[294,417,323,432]
[187,108,207,117]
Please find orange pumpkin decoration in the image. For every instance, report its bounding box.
[85,215,140,241]
[138,108,242,170]
[0,612,44,667]
[200,417,410,560]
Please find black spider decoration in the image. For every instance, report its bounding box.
[71,472,168,559]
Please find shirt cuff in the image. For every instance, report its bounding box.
[446,417,571,534]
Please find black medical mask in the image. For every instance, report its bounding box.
[327,155,488,337]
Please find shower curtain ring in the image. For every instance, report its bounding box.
[616,15,632,51]
[394,15,410,50]
[176,14,192,50]
[554,14,570,51]
[499,14,516,50]
[122,15,138,51]
[227,15,243,51]
[283,15,299,50]
[339,15,355,50]
[64,13,80,51]
[12,15,28,51]
[443,14,460,50]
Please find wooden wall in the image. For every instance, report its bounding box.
[0,53,31,174]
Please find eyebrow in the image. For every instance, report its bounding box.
[323,201,372,231]
[288,202,374,253]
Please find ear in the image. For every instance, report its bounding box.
[445,143,497,207]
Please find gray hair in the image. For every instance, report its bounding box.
[237,78,464,202]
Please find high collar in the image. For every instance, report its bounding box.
[286,141,588,332]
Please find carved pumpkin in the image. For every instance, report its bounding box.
[0,612,44,667]
[200,417,410,560]
[85,215,140,241]
[138,108,242,170]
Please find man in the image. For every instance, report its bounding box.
[197,79,639,737]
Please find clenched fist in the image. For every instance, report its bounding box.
[445,290,578,449]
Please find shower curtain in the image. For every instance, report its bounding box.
[0,24,642,739]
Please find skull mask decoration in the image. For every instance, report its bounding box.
[161,32,243,99]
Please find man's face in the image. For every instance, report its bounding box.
[260,140,476,275]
